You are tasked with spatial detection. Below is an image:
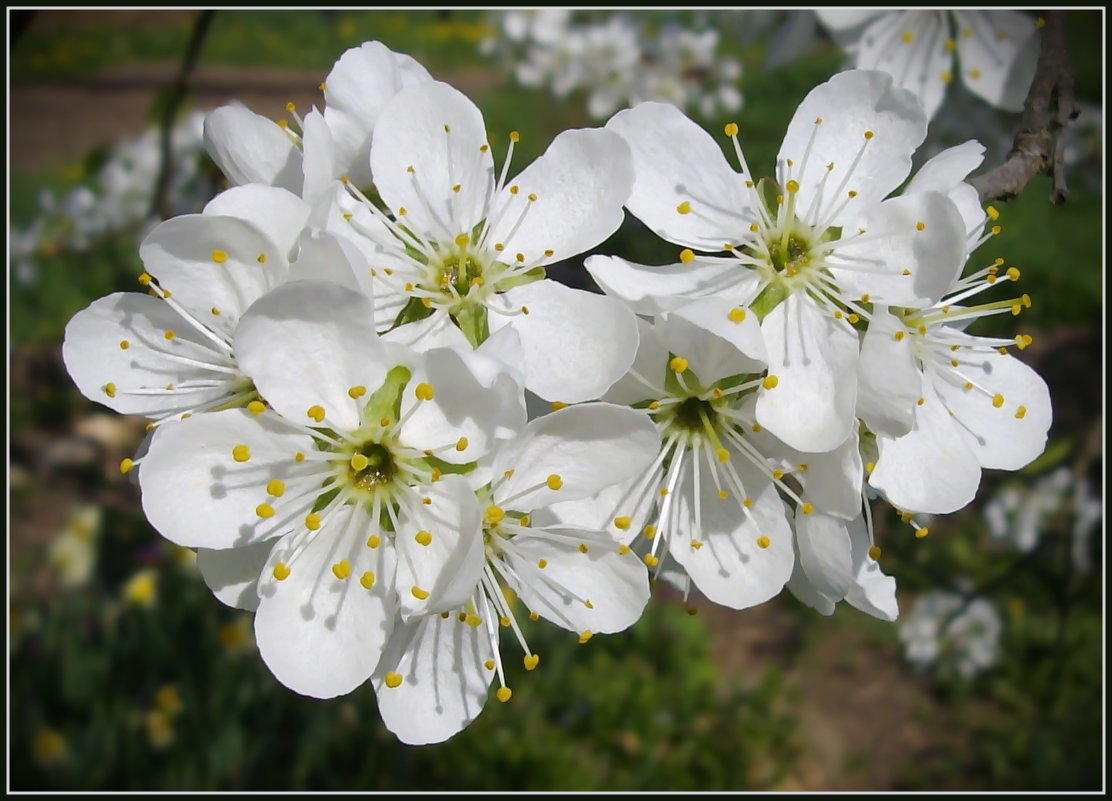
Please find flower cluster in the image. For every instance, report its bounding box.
[62,42,1052,744]
[479,10,743,120]
[816,10,1040,120]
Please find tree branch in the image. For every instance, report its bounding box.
[967,11,1078,205]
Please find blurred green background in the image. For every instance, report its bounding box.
[8,9,1104,791]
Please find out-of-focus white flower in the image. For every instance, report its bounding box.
[900,589,1002,679]
[984,467,1071,552]
[816,10,1039,119]
[480,10,744,121]
[47,505,102,589]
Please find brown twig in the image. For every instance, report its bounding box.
[149,10,216,221]
[966,11,1078,205]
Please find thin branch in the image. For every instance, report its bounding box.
[149,10,216,221]
[967,11,1078,205]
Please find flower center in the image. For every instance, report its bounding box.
[766,230,813,277]
[349,442,397,490]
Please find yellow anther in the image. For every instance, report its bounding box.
[305,513,321,531]
[485,506,505,525]
[508,130,520,143]
[578,630,593,644]
[350,453,369,472]
[118,457,134,474]
[211,307,221,315]
[483,659,495,670]
[527,193,537,202]
[355,570,375,590]
[384,672,403,689]
[307,405,325,423]
[1015,405,1027,419]
[256,503,275,519]
[454,232,470,247]
[452,184,461,193]
[1006,267,1021,281]
[379,417,391,428]
[679,248,695,264]
[430,467,441,482]
[941,71,953,84]
[643,553,659,567]
[211,250,228,264]
[991,225,1002,236]
[614,516,632,530]
[618,544,631,555]
[669,356,689,373]
[331,560,351,580]
[546,474,563,490]
[272,562,290,581]
[266,479,285,497]
[756,536,771,549]
[969,69,982,80]
[578,543,589,554]
[366,533,381,549]
[917,397,926,406]
[750,222,760,232]
[455,436,468,452]
[516,253,526,263]
[397,207,407,216]
[467,614,482,627]
[992,394,1005,408]
[894,330,906,341]
[524,654,539,671]
[676,201,692,214]
[691,540,704,550]
[138,272,153,285]
[1036,17,1046,28]
[848,313,860,324]
[411,586,429,600]
[247,400,266,415]
[915,527,930,539]
[724,122,739,136]
[802,502,814,515]
[415,530,432,546]
[104,382,117,398]
[901,30,914,43]
[750,423,762,433]
[550,401,568,411]
[232,445,251,462]
[414,382,435,401]
[718,490,728,499]
[164,330,175,340]
[772,469,785,480]
[659,488,669,497]
[496,687,512,703]
[762,375,779,390]
[294,452,305,462]
[915,221,926,231]
[584,599,594,609]
[864,130,874,140]
[865,461,875,473]
[728,307,746,323]
[868,545,882,561]
[985,205,1000,221]
[648,401,660,411]
[117,338,131,350]
[529,612,540,621]
[786,179,799,193]
[637,524,655,540]
[421,496,431,505]
[715,447,729,463]
[965,382,974,390]
[347,385,366,399]
[537,558,547,569]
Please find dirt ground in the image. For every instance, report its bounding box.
[10,12,1098,792]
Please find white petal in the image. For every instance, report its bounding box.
[869,379,982,514]
[932,349,1052,471]
[493,402,660,510]
[203,184,311,262]
[288,228,372,295]
[370,81,494,238]
[202,105,303,193]
[605,102,754,250]
[828,191,967,307]
[372,612,492,745]
[500,526,649,634]
[393,474,485,619]
[756,293,858,452]
[586,254,760,316]
[139,409,318,549]
[299,107,338,206]
[323,41,433,188]
[856,306,920,437]
[601,316,671,406]
[255,507,397,698]
[396,345,525,464]
[786,556,838,615]
[843,515,899,621]
[487,127,632,266]
[196,540,272,611]
[489,281,639,403]
[139,214,289,340]
[852,11,952,119]
[62,293,237,418]
[234,280,394,433]
[794,510,854,601]
[954,10,1039,112]
[382,310,470,352]
[537,469,659,546]
[669,447,794,609]
[779,69,926,226]
[661,298,767,382]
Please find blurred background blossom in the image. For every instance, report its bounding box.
[7,8,1103,792]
